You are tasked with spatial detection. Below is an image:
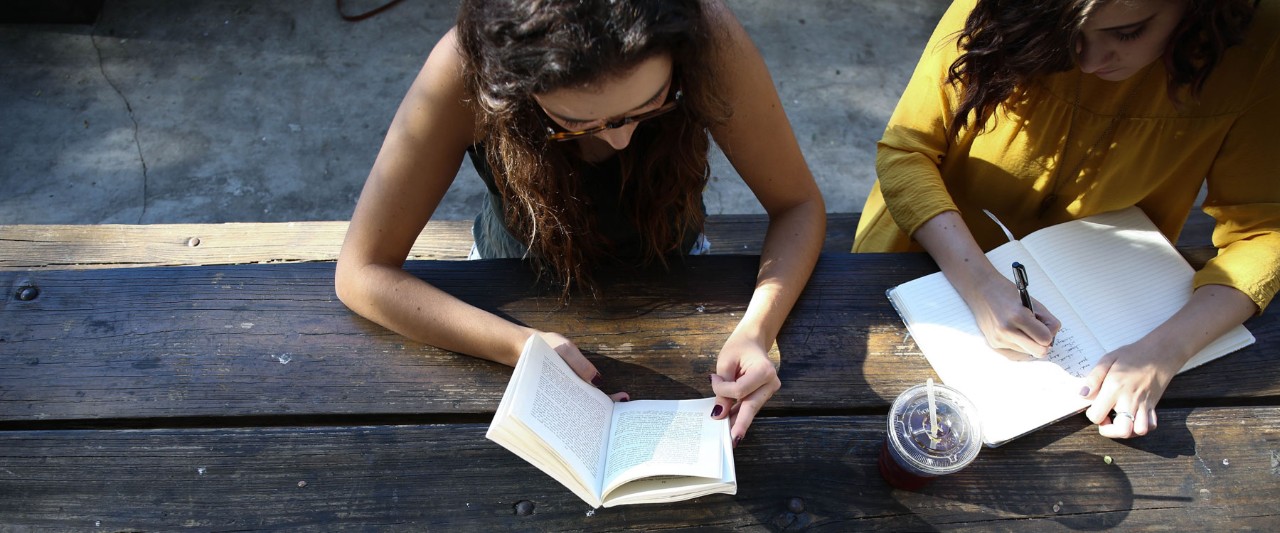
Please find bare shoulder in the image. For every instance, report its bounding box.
[696,0,818,209]
[697,0,775,102]
[700,0,754,58]
[696,0,776,113]
[400,27,479,145]
[421,27,466,88]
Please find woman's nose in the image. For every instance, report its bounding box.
[1076,37,1112,74]
[595,123,637,150]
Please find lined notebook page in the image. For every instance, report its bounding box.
[888,241,1102,446]
[1024,207,1254,367]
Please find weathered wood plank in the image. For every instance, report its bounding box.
[0,214,860,270]
[707,213,858,255]
[0,408,1275,530]
[0,220,474,270]
[2,254,1275,423]
[0,210,1214,271]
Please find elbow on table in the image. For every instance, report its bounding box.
[333,257,365,312]
[770,196,827,246]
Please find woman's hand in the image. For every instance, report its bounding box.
[709,333,781,448]
[1081,339,1180,438]
[534,331,620,395]
[961,272,1062,358]
[1080,284,1256,439]
[911,211,1061,358]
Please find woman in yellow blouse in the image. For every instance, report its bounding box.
[856,0,1277,439]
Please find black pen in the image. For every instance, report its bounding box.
[1011,262,1034,314]
[1012,262,1054,346]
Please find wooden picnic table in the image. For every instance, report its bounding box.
[1,214,1277,530]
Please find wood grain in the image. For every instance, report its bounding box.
[0,408,1275,530]
[2,254,1275,424]
[0,211,1213,270]
[0,214,860,270]
[0,209,1271,530]
[0,220,474,269]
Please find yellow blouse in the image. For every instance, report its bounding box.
[854,0,1280,312]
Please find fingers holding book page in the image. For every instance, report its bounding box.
[711,335,781,448]
[535,330,613,392]
[709,373,776,449]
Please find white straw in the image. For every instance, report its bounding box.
[927,378,939,439]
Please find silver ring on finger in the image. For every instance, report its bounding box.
[1114,411,1134,422]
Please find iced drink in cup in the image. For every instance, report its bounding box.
[878,381,983,490]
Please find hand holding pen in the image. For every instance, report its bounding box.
[1012,262,1057,349]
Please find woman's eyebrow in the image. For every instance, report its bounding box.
[1093,13,1156,32]
[548,76,671,124]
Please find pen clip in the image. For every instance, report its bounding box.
[1012,262,1029,290]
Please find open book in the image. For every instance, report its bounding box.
[887,207,1255,447]
[486,334,735,508]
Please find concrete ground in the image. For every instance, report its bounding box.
[0,0,948,225]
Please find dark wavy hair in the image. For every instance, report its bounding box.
[946,0,1256,140]
[455,0,730,297]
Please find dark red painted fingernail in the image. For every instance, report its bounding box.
[733,435,743,448]
[619,397,630,402]
[711,405,723,418]
[591,373,604,387]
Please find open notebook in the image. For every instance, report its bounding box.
[887,207,1255,446]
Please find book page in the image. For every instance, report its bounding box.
[888,240,1104,446]
[1023,207,1254,364]
[492,335,616,502]
[602,422,735,507]
[600,397,726,498]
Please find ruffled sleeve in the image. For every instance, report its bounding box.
[1194,28,1280,312]
[872,0,974,238]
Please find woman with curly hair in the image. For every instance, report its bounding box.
[336,0,825,445]
[855,0,1277,439]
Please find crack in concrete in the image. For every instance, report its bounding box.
[89,20,150,224]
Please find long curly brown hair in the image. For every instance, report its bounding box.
[946,0,1256,140]
[455,0,730,297]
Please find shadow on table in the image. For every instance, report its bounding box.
[1111,407,1198,458]
[900,410,1202,530]
[914,449,1135,530]
[587,350,705,400]
[736,434,941,532]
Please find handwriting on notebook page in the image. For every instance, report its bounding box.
[1043,326,1091,378]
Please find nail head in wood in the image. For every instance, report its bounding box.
[16,286,39,301]
[788,497,805,513]
[187,237,201,247]
[514,500,535,516]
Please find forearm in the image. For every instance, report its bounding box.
[911,210,1000,302]
[335,262,533,366]
[732,199,826,349]
[1140,284,1257,366]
